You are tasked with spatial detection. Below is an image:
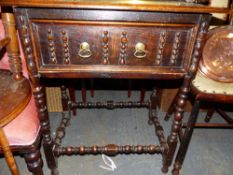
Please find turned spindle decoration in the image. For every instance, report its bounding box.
[61,30,70,64]
[119,31,127,65]
[54,111,72,148]
[102,31,109,64]
[55,144,162,156]
[47,29,57,64]
[169,32,181,66]
[71,100,150,109]
[54,87,164,158]
[189,21,208,76]
[155,31,166,65]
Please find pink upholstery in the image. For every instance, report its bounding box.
[1,20,40,146]
[3,97,40,146]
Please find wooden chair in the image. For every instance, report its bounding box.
[0,12,44,175]
[164,25,233,175]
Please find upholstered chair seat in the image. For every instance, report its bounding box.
[192,72,233,95]
[2,97,40,146]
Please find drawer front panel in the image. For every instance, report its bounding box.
[33,20,194,69]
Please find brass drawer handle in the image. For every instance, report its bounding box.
[134,42,146,58]
[78,42,92,58]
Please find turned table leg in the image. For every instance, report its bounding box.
[172,101,200,175]
[162,16,210,172]
[162,75,191,173]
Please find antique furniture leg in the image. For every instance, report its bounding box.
[163,15,210,171]
[68,86,76,115]
[162,75,191,173]
[172,101,200,175]
[61,85,69,111]
[149,89,169,165]
[204,108,215,122]
[148,88,158,125]
[34,86,58,175]
[204,108,233,124]
[15,10,58,175]
[0,128,19,175]
[24,148,44,175]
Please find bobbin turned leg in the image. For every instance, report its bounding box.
[68,86,77,115]
[148,88,157,125]
[61,85,69,111]
[162,75,191,173]
[34,87,58,175]
[162,15,210,172]
[16,12,58,175]
[172,101,200,175]
[149,88,169,172]
[24,149,44,175]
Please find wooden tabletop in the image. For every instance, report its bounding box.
[0,70,31,128]
[0,0,230,14]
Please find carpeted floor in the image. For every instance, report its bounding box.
[0,91,233,175]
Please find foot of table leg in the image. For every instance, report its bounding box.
[161,165,169,173]
[172,161,182,175]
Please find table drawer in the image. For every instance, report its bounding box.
[33,20,194,68]
[16,8,202,78]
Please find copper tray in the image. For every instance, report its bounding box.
[199,26,233,83]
